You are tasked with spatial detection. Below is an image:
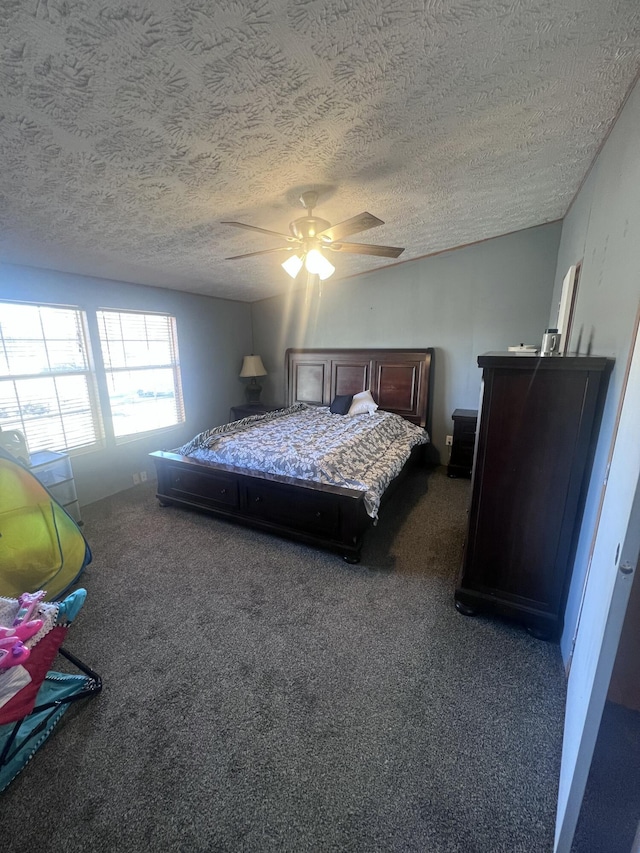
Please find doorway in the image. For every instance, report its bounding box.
[572,559,640,851]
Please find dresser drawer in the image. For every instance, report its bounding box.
[48,477,77,506]
[456,420,477,441]
[167,466,239,509]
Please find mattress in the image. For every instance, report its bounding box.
[177,403,429,519]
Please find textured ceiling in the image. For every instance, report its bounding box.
[0,1,639,302]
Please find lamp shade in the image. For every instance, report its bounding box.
[305,248,335,280]
[281,254,304,279]
[281,250,336,281]
[239,355,267,378]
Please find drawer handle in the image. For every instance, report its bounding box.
[315,511,322,518]
[254,496,262,503]
[220,488,227,495]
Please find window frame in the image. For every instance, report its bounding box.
[95,307,186,444]
[0,299,105,456]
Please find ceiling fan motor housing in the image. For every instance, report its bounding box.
[290,216,332,242]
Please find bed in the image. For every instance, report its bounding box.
[150,348,434,562]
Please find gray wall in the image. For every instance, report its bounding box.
[0,263,252,505]
[251,222,561,459]
[550,78,640,662]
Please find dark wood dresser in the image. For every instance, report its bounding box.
[455,352,613,639]
[447,408,478,478]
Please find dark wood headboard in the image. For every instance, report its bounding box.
[285,348,434,430]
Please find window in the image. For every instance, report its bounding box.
[0,302,185,454]
[0,302,103,453]
[96,309,185,439]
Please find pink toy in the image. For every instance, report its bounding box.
[0,637,30,669]
[12,591,45,628]
[0,619,44,643]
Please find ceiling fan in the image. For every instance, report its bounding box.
[222,191,405,281]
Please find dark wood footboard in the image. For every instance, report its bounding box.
[150,450,373,561]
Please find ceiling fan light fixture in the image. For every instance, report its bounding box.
[224,194,402,276]
[282,253,304,278]
[305,248,335,280]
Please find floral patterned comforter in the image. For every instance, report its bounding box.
[176,403,429,519]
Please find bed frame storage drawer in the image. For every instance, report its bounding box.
[244,481,341,537]
[164,464,239,509]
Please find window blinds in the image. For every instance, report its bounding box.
[96,309,185,438]
[0,302,102,453]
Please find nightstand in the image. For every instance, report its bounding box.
[447,408,478,478]
[230,403,283,422]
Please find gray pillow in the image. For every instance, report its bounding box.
[330,394,353,415]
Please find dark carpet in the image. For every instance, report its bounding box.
[0,467,566,852]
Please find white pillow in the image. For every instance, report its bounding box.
[348,389,378,416]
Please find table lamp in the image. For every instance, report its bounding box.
[239,354,267,403]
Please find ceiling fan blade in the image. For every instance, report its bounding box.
[317,212,384,242]
[221,221,294,241]
[327,241,405,258]
[226,246,293,260]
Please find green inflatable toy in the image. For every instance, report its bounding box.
[0,448,91,600]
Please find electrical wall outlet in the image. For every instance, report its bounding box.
[445,435,453,446]
[140,471,148,482]
[132,472,140,485]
